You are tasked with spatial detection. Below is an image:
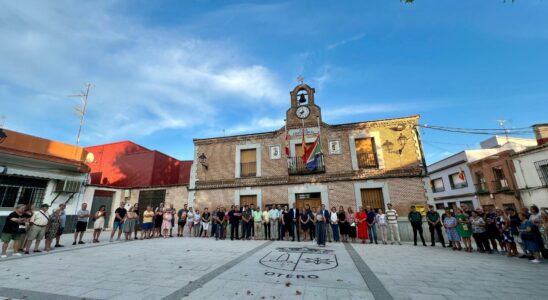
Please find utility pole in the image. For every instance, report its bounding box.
[69,83,92,145]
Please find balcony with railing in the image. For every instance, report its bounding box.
[492,179,510,192]
[240,162,257,178]
[474,183,489,194]
[357,152,378,169]
[288,153,325,175]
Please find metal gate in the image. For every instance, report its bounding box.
[137,189,166,223]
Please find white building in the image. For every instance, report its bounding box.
[512,124,548,209]
[427,135,536,209]
[0,129,90,231]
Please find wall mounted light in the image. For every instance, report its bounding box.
[198,153,208,170]
[382,133,408,155]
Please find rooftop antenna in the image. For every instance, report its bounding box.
[69,83,93,145]
[496,119,510,143]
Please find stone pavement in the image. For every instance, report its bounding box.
[0,231,546,300]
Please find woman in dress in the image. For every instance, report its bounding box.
[507,207,523,256]
[338,206,349,243]
[347,207,357,243]
[356,206,368,244]
[455,207,471,252]
[299,209,310,242]
[443,210,461,250]
[187,207,195,237]
[44,208,61,252]
[154,202,164,238]
[497,209,516,256]
[93,205,106,243]
[315,208,326,247]
[123,206,137,241]
[162,207,173,238]
[133,203,140,240]
[375,209,388,245]
[282,206,292,241]
[518,212,542,263]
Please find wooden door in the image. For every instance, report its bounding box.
[296,198,321,212]
[240,195,257,208]
[360,188,384,211]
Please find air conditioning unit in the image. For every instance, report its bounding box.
[55,180,81,193]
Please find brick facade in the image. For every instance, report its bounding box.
[190,84,429,216]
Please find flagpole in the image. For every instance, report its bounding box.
[317,116,322,153]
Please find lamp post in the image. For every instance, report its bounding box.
[198,153,208,170]
[382,133,408,156]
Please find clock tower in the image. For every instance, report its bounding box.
[286,83,322,128]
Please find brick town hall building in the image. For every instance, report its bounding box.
[188,84,430,218]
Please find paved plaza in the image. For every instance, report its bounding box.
[0,232,547,300]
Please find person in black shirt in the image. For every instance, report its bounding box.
[214,207,225,240]
[426,205,446,247]
[110,201,127,242]
[228,206,239,240]
[408,206,427,247]
[1,204,28,258]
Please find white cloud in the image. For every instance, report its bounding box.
[0,1,284,144]
[217,117,285,136]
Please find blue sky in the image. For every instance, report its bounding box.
[1,0,547,164]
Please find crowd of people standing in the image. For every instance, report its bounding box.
[2,200,546,264]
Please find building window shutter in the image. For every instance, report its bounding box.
[240,149,257,177]
[355,138,378,169]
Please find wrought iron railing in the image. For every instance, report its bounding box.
[474,183,489,194]
[357,152,378,169]
[288,153,325,175]
[492,179,510,192]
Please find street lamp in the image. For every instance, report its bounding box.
[382,133,408,155]
[198,153,208,170]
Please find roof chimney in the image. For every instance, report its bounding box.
[532,123,548,146]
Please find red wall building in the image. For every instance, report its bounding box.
[85,141,191,188]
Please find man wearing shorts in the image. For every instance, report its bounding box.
[1,204,27,258]
[110,201,127,242]
[141,205,154,239]
[25,203,50,254]
[73,203,90,245]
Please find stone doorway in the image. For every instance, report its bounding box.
[295,192,322,211]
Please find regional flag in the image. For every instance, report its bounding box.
[302,134,322,171]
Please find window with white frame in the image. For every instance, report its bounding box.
[534,159,548,186]
[431,178,445,193]
[449,172,468,189]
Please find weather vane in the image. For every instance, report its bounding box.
[297,75,304,85]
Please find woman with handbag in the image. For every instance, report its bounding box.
[44,208,61,252]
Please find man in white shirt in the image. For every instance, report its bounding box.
[262,207,271,240]
[386,203,401,245]
[25,204,50,254]
[269,206,279,241]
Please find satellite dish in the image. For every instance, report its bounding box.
[85,152,95,164]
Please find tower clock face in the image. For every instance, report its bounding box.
[296,105,310,119]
